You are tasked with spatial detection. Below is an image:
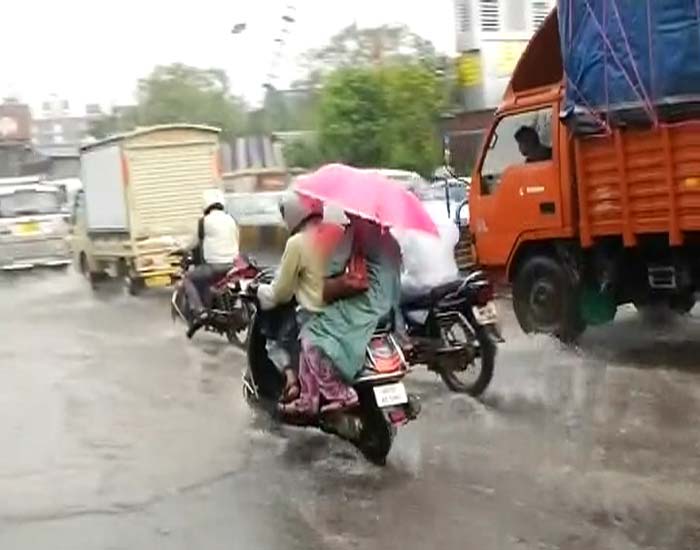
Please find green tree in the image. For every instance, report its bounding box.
[299,24,439,87]
[318,67,386,167]
[135,63,246,138]
[380,64,442,175]
[283,137,324,169]
[316,64,442,175]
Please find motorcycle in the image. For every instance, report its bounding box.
[242,279,421,466]
[171,253,260,347]
[400,269,502,396]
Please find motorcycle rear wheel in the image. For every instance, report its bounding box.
[436,324,496,397]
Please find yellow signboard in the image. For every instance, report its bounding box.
[495,41,528,77]
[457,52,483,87]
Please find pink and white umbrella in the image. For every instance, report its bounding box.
[294,164,438,236]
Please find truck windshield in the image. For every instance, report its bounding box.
[0,190,62,218]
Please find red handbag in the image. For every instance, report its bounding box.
[323,239,369,303]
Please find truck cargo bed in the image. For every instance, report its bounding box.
[575,124,700,247]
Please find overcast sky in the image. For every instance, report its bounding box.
[0,0,455,112]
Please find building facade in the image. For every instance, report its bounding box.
[454,0,556,110]
[32,97,102,156]
[445,0,556,173]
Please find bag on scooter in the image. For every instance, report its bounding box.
[323,237,369,303]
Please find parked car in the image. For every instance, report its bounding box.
[414,179,470,224]
[0,178,71,270]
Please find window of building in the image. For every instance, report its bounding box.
[479,0,501,32]
[53,123,62,135]
[503,0,527,32]
[480,107,552,194]
[456,0,472,33]
[531,1,550,30]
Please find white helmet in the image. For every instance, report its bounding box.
[279,192,323,234]
[202,189,225,213]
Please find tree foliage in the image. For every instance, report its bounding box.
[318,68,387,167]
[316,64,442,175]
[380,64,442,174]
[298,24,439,87]
[136,64,245,137]
[87,64,246,140]
[261,87,319,133]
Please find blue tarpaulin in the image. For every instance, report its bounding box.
[558,0,700,132]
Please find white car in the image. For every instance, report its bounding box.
[414,180,470,224]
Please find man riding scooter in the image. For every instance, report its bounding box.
[256,193,341,403]
[183,189,240,337]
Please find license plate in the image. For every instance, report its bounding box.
[373,382,408,408]
[15,222,40,236]
[145,275,171,288]
[473,301,498,324]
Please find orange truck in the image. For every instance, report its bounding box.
[469,9,700,340]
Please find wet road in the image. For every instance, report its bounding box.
[1,270,700,549]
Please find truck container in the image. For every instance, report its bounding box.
[71,124,222,294]
[468,4,700,340]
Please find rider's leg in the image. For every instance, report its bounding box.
[183,265,213,315]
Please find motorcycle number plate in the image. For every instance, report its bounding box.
[373,382,408,408]
[473,301,498,324]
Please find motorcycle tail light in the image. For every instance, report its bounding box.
[475,282,494,306]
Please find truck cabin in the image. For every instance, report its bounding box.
[469,10,566,280]
[470,4,700,339]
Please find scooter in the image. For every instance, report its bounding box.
[242,281,420,466]
[171,253,260,348]
[400,269,502,396]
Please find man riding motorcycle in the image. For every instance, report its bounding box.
[183,189,240,337]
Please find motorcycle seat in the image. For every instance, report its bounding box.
[401,279,463,309]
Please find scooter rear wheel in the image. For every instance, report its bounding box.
[356,401,394,466]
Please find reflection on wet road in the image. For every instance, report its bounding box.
[1,270,699,549]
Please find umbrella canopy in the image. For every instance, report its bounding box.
[294,164,438,236]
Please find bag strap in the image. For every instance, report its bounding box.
[197,216,205,243]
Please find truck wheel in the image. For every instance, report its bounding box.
[79,253,99,290]
[513,255,585,342]
[125,274,144,296]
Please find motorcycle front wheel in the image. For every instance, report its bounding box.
[435,322,496,397]
[226,300,255,349]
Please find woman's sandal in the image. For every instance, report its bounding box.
[277,400,311,417]
[320,398,360,415]
[279,383,300,404]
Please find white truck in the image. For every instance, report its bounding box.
[71,124,222,294]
